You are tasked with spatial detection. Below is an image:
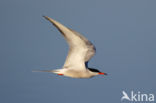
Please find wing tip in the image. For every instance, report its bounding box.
[42,15,56,26]
[42,15,50,20]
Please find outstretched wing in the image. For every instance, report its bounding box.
[43,16,96,70]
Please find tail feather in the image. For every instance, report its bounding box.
[32,69,61,74]
[32,70,54,72]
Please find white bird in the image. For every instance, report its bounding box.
[36,16,107,78]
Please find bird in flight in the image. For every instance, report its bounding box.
[36,16,107,78]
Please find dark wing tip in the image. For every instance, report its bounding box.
[43,15,50,20]
[42,16,67,37]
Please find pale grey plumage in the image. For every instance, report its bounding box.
[35,16,106,78]
[43,16,96,70]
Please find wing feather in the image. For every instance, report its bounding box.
[43,16,96,70]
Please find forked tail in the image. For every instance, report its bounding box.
[32,69,61,74]
[32,70,54,72]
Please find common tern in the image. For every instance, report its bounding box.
[36,16,107,78]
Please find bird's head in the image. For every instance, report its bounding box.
[88,68,107,76]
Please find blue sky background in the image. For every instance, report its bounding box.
[0,0,156,103]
